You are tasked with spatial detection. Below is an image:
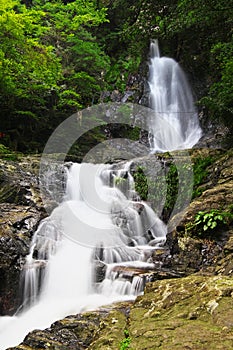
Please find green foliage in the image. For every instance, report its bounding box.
[0,0,60,94]
[105,56,141,92]
[0,143,19,160]
[0,0,61,150]
[0,0,110,152]
[119,329,131,350]
[57,90,82,111]
[133,166,148,200]
[114,176,126,186]
[199,41,233,137]
[187,209,233,238]
[192,156,214,198]
[164,164,178,212]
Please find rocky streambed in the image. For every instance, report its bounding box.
[0,147,233,349]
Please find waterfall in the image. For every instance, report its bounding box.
[0,162,166,349]
[148,39,202,152]
[0,41,201,349]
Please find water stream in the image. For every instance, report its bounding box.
[148,39,202,152]
[0,162,166,349]
[0,40,202,349]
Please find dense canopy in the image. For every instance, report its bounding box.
[0,0,232,151]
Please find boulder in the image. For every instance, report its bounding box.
[9,275,233,350]
[0,204,43,315]
[129,275,233,349]
[0,156,45,315]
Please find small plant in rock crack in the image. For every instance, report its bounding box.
[114,176,127,186]
[119,329,131,349]
[193,209,233,237]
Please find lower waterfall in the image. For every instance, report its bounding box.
[0,162,166,349]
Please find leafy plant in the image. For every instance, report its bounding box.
[0,143,19,160]
[114,176,127,186]
[190,209,233,237]
[133,166,148,200]
[119,329,131,350]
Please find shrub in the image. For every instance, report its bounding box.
[188,209,233,237]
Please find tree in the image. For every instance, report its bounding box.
[107,0,233,139]
[0,0,61,150]
[0,0,110,151]
[157,0,233,138]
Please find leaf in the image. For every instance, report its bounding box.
[211,221,217,229]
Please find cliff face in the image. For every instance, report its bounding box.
[166,148,233,277]
[0,156,45,314]
[1,147,233,348]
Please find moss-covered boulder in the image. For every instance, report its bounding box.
[9,304,131,350]
[9,275,233,350]
[129,275,233,349]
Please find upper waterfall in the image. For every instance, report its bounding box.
[148,40,202,152]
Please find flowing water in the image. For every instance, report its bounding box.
[148,40,202,152]
[0,40,202,349]
[0,162,166,349]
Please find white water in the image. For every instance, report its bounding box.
[148,40,202,152]
[0,41,202,348]
[0,162,166,349]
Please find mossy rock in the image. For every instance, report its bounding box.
[9,276,233,350]
[129,275,233,349]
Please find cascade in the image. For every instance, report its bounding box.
[0,162,166,349]
[0,40,201,349]
[148,40,202,152]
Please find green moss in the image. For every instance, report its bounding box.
[133,166,148,200]
[129,276,233,349]
[0,143,19,161]
[127,126,141,141]
[192,155,215,198]
[164,163,178,212]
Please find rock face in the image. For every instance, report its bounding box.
[0,156,43,207]
[9,275,233,350]
[129,275,233,350]
[166,148,233,277]
[0,156,45,315]
[2,147,233,348]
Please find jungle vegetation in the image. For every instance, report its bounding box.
[0,0,232,152]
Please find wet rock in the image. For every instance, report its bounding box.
[0,156,43,208]
[9,275,233,350]
[0,156,46,315]
[166,148,233,276]
[94,261,106,283]
[0,204,43,315]
[9,307,130,350]
[128,275,233,350]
